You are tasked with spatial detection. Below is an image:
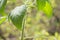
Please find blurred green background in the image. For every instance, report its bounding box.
[0,0,60,40]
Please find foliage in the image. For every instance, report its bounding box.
[0,0,7,16]
[36,0,53,18]
[9,5,26,30]
[0,0,60,40]
[0,0,53,30]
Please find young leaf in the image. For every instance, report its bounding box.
[36,0,53,18]
[9,5,26,30]
[36,0,48,10]
[43,1,53,18]
[0,0,7,15]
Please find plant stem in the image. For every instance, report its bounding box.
[21,16,26,40]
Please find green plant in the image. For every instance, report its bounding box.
[0,0,53,40]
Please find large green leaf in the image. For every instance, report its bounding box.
[9,5,26,30]
[0,0,7,15]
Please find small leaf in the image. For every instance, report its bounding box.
[36,0,48,10]
[9,5,26,30]
[43,1,53,18]
[0,16,7,24]
[0,0,7,15]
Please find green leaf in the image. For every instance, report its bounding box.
[36,0,48,10]
[9,5,26,30]
[0,16,7,24]
[0,0,7,15]
[43,1,53,18]
[36,0,53,18]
